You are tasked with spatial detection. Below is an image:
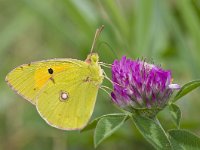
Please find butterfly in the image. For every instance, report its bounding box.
[5,26,105,130]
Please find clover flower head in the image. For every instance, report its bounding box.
[111,56,180,114]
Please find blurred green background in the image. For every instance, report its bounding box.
[1,0,200,149]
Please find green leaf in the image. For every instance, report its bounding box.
[169,129,200,150]
[94,114,128,148]
[132,114,172,150]
[169,137,184,150]
[173,80,200,102]
[81,113,127,132]
[169,104,181,128]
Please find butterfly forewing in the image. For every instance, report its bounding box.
[5,59,83,104]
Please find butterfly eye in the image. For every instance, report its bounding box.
[60,91,69,102]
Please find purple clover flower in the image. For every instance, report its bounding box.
[111,56,180,112]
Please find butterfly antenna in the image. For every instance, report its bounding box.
[90,25,105,54]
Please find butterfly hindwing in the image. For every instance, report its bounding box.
[36,68,99,130]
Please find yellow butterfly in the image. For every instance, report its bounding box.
[5,26,105,130]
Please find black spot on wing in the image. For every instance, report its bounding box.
[48,68,53,74]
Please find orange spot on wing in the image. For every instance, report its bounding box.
[34,66,67,89]
[34,68,51,89]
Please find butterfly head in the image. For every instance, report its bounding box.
[85,53,99,65]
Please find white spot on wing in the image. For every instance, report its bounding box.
[60,91,69,101]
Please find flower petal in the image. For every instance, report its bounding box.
[168,84,181,90]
